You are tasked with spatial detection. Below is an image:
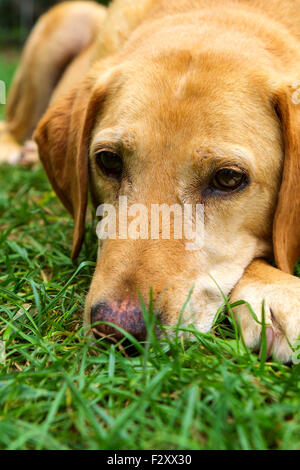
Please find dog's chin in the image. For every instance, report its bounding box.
[82,255,255,349]
[83,296,221,354]
[83,292,222,347]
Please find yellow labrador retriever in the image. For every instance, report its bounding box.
[1,0,300,362]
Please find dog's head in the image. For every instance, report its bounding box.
[35,35,300,340]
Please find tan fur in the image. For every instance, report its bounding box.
[231,259,300,362]
[1,0,300,361]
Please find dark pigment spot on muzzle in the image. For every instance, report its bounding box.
[91,300,147,342]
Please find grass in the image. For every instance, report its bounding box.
[0,52,19,119]
[0,53,300,451]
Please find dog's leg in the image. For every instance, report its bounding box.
[231,259,300,363]
[0,1,106,165]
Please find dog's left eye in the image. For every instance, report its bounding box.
[212,168,247,192]
[96,151,123,179]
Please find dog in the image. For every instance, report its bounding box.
[1,0,300,362]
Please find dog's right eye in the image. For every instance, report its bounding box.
[211,168,248,192]
[96,151,123,179]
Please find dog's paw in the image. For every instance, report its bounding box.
[0,123,39,166]
[19,140,39,167]
[231,272,300,363]
[0,121,23,164]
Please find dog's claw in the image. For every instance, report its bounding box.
[259,326,275,360]
[264,325,275,359]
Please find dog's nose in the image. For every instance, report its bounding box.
[91,300,147,342]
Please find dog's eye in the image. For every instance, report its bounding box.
[212,168,247,191]
[96,151,123,179]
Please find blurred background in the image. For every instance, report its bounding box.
[0,0,110,115]
[0,0,110,45]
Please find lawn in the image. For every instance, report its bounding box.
[0,53,300,451]
[0,51,19,119]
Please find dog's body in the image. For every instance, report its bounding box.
[1,0,300,361]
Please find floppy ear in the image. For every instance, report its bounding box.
[273,86,300,274]
[34,79,105,259]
